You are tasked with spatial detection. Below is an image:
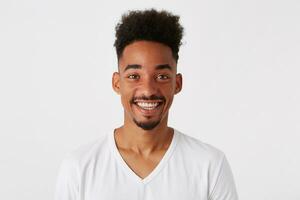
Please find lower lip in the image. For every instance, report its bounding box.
[133,103,163,116]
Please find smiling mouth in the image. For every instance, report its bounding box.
[133,100,164,111]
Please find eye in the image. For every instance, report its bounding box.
[157,74,170,80]
[127,74,140,80]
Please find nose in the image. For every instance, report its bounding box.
[140,77,158,97]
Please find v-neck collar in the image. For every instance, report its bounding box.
[109,128,179,185]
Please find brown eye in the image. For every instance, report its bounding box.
[128,74,140,79]
[157,74,169,80]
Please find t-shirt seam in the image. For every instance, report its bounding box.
[65,152,82,199]
[75,157,81,199]
[208,153,225,200]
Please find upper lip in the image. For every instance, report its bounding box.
[133,100,163,103]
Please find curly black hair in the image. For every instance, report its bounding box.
[114,9,184,62]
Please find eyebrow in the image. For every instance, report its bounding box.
[123,64,173,72]
[156,64,172,71]
[124,64,141,72]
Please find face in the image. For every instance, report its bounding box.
[112,41,182,130]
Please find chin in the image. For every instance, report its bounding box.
[133,118,161,130]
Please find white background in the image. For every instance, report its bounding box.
[0,0,299,199]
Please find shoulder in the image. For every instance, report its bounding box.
[60,132,111,170]
[175,129,225,164]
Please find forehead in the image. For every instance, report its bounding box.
[118,41,176,72]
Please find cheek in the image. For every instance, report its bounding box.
[165,95,174,106]
[163,86,176,105]
[162,79,177,92]
[120,94,130,104]
[162,84,176,97]
[120,89,134,106]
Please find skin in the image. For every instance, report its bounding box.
[112,40,182,179]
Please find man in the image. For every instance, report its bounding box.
[54,9,238,200]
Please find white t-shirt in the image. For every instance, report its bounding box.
[54,129,238,200]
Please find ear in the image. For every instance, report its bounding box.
[112,72,121,95]
[175,73,182,94]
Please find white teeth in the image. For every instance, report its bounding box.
[136,102,160,110]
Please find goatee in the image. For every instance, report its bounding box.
[133,118,161,130]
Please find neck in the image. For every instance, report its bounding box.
[114,115,174,156]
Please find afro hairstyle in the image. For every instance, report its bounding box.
[114,8,184,62]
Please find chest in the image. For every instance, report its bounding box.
[82,162,207,200]
[118,149,167,179]
[81,148,209,200]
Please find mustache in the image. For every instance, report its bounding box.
[131,95,165,103]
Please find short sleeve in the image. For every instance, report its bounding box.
[54,155,80,200]
[208,155,239,200]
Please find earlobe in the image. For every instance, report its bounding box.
[112,72,121,94]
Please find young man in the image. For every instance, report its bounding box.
[55,9,238,200]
